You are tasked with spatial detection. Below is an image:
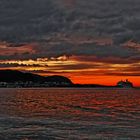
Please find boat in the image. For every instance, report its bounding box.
[117,79,133,88]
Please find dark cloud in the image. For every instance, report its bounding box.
[105,72,140,77]
[0,63,48,68]
[70,55,140,64]
[0,0,140,63]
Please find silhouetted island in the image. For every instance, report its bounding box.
[0,70,134,88]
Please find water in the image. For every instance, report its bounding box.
[0,88,140,140]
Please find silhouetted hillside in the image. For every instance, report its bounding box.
[0,70,73,85]
[45,75,73,84]
[0,70,44,82]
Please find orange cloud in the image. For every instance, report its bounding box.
[0,42,36,57]
[123,40,140,51]
[0,55,139,86]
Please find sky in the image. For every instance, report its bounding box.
[0,0,140,86]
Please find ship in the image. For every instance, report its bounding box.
[117,79,133,88]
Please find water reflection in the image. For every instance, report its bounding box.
[0,88,140,139]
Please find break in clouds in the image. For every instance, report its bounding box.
[0,0,140,62]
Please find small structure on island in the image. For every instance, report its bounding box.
[117,79,133,88]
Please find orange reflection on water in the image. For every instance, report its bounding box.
[0,88,140,123]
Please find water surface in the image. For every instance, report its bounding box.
[0,88,140,140]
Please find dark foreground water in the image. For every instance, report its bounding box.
[0,88,140,140]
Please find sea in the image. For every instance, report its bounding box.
[0,88,139,140]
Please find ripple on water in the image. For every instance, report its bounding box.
[0,88,140,140]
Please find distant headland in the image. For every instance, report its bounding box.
[0,70,134,88]
[0,70,72,88]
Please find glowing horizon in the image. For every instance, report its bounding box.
[0,55,140,87]
[0,0,140,86]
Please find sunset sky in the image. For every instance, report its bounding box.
[0,0,140,86]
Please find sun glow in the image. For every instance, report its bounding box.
[0,55,140,86]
